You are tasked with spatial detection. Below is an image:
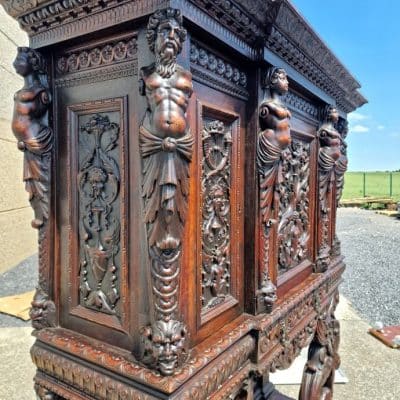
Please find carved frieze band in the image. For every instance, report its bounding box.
[78,113,121,315]
[277,140,310,275]
[56,35,137,75]
[190,41,248,99]
[201,120,232,312]
[32,349,157,400]
[55,34,138,87]
[283,91,319,120]
[11,47,55,330]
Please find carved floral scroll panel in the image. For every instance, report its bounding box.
[197,102,243,326]
[67,98,128,332]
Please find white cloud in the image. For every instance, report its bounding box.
[348,112,369,122]
[377,125,385,130]
[351,124,370,133]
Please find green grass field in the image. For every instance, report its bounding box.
[342,172,400,201]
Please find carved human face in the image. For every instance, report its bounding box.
[13,50,32,77]
[155,19,182,61]
[328,107,339,124]
[272,70,289,95]
[149,320,187,376]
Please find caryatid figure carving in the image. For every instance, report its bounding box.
[256,67,291,313]
[138,8,194,375]
[12,47,52,229]
[316,105,341,272]
[12,47,55,330]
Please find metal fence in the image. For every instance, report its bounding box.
[342,172,400,200]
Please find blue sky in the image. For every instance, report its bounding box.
[292,0,400,171]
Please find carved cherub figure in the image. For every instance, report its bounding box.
[12,47,52,228]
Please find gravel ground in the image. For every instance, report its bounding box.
[0,208,399,328]
[337,207,400,326]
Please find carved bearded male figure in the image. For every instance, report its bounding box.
[139,8,194,376]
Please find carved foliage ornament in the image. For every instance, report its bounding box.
[277,140,310,274]
[138,8,193,376]
[78,113,121,314]
[256,66,291,312]
[201,120,232,311]
[11,46,55,329]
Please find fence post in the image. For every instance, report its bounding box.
[390,172,393,197]
[363,172,366,197]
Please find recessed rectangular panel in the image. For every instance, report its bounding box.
[67,97,128,332]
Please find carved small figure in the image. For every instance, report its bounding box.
[12,47,52,229]
[256,67,291,313]
[139,8,193,375]
[316,105,341,272]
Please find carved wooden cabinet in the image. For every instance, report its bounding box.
[2,1,365,399]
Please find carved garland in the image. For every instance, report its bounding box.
[190,41,248,100]
[201,120,232,311]
[56,35,138,76]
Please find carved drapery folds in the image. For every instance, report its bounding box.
[277,140,310,274]
[299,290,341,400]
[138,8,193,376]
[256,67,291,313]
[316,106,341,272]
[332,118,348,256]
[78,113,121,314]
[201,120,232,311]
[11,47,55,329]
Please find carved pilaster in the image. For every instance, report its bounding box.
[138,8,193,375]
[11,47,55,330]
[256,67,292,313]
[316,105,341,272]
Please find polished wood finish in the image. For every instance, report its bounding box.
[2,0,366,399]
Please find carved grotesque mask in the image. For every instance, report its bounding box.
[141,320,187,375]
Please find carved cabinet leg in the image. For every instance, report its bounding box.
[299,291,340,400]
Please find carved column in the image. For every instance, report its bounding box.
[11,47,55,330]
[299,290,341,400]
[315,106,341,273]
[256,67,291,313]
[138,8,194,375]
